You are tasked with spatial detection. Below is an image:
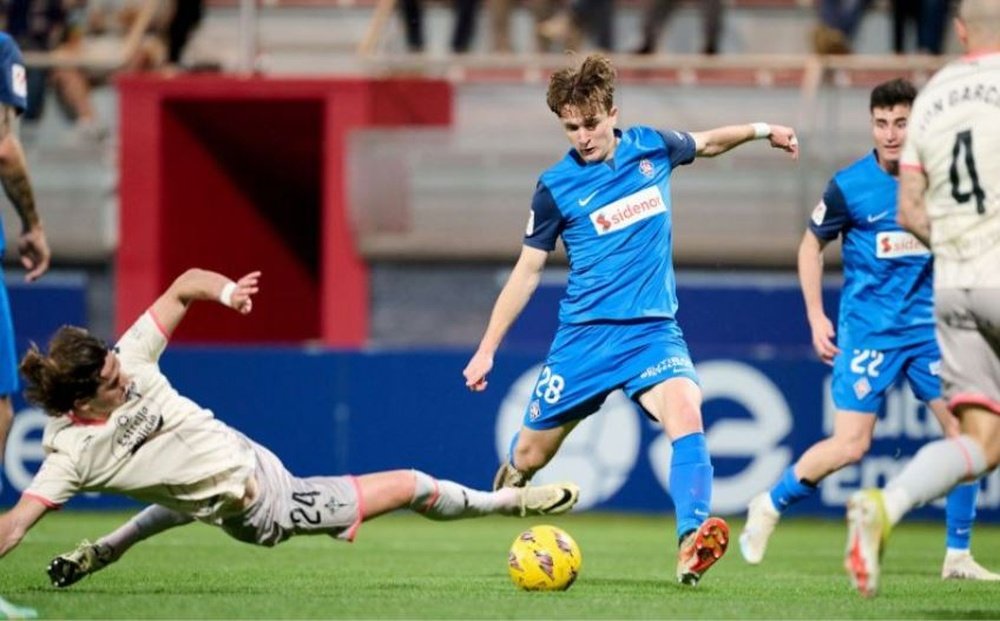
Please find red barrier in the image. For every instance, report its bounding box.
[117,75,452,345]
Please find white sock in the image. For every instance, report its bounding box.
[410,470,515,520]
[98,504,194,559]
[884,435,988,525]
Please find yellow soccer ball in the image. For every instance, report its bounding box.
[507,525,582,591]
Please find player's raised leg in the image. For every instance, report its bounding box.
[358,469,579,521]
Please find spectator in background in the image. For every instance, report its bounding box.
[892,0,951,54]
[813,0,874,54]
[166,0,202,65]
[489,0,570,53]
[632,0,723,55]
[0,30,51,491]
[536,0,614,51]
[3,0,101,136]
[399,0,481,53]
[28,0,168,142]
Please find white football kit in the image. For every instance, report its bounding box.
[26,312,363,545]
[901,52,1000,289]
[900,51,1000,409]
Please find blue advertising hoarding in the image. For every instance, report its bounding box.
[2,348,997,520]
[1,274,997,521]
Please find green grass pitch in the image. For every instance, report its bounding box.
[2,511,999,619]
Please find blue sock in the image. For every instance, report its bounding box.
[769,465,817,513]
[945,481,978,551]
[506,431,520,468]
[669,433,713,540]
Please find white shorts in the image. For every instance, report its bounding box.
[219,437,363,547]
[934,287,1000,415]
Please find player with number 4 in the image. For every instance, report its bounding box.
[739,77,998,584]
[462,53,799,587]
[843,0,1000,597]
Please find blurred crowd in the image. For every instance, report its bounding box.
[0,0,206,142]
[0,0,960,139]
[399,0,958,56]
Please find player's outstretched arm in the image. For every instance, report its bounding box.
[464,246,548,392]
[0,104,49,282]
[149,268,261,338]
[690,123,798,159]
[0,496,48,559]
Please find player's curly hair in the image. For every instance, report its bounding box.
[19,326,109,416]
[546,54,616,117]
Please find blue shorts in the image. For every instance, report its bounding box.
[521,319,699,430]
[831,337,941,413]
[0,279,16,396]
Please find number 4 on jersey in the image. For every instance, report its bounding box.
[949,130,986,214]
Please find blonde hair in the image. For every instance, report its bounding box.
[546,54,616,118]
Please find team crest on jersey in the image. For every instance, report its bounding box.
[853,377,872,400]
[811,201,827,226]
[638,158,655,178]
[11,64,25,99]
[528,399,541,421]
[589,186,666,235]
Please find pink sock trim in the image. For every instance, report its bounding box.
[948,393,1000,416]
[344,475,364,543]
[418,478,440,514]
[951,438,977,479]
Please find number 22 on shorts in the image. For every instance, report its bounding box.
[850,349,884,377]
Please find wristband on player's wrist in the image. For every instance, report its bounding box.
[751,122,771,139]
[219,282,237,307]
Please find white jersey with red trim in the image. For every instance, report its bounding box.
[901,52,1000,288]
[25,312,256,521]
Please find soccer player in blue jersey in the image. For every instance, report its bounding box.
[0,33,50,465]
[462,53,799,586]
[0,31,48,621]
[739,78,999,582]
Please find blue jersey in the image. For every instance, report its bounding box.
[525,126,696,324]
[0,33,27,114]
[809,151,934,349]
